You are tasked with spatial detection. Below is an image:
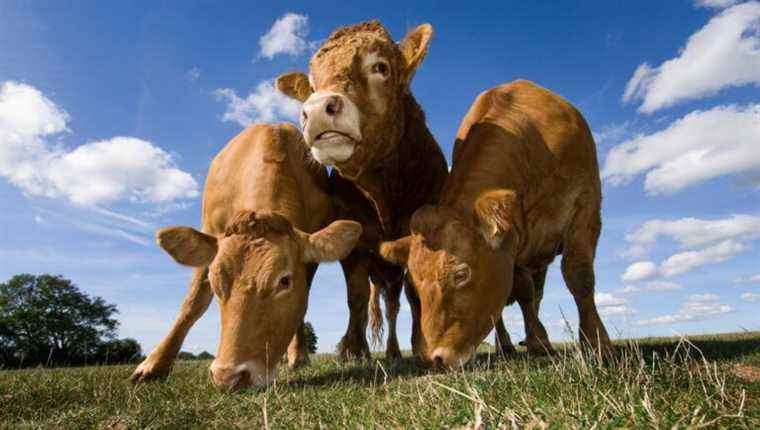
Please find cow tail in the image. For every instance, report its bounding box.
[368,281,384,348]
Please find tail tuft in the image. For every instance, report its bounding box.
[368,281,384,348]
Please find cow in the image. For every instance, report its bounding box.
[379,80,613,367]
[275,21,461,361]
[129,124,362,390]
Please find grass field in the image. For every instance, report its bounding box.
[1,332,759,429]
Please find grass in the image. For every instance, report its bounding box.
[1,332,759,429]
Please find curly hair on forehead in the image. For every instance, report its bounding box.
[328,20,392,42]
[223,210,293,238]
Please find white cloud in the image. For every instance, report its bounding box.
[595,292,627,307]
[636,294,732,325]
[602,104,760,194]
[599,305,636,317]
[215,80,301,127]
[695,0,740,9]
[625,215,760,249]
[621,261,658,282]
[660,240,747,277]
[0,82,198,207]
[622,281,684,294]
[741,292,760,302]
[623,2,760,113]
[258,13,310,59]
[643,280,683,291]
[735,273,760,284]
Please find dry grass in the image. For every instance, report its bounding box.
[1,332,759,429]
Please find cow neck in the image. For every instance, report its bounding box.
[352,92,446,237]
[441,129,526,216]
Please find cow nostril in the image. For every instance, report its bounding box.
[301,110,308,122]
[433,355,444,368]
[325,96,343,116]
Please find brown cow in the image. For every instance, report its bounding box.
[129,124,362,390]
[276,21,457,360]
[380,80,613,367]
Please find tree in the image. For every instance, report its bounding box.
[178,351,196,360]
[304,321,318,354]
[196,351,214,360]
[0,274,138,367]
[96,338,143,364]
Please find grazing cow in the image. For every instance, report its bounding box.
[380,80,613,367]
[276,21,458,360]
[129,124,362,390]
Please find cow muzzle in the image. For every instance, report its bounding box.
[209,360,276,392]
[429,346,475,369]
[301,91,362,165]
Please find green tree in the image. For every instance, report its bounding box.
[304,321,318,354]
[196,351,214,360]
[178,351,196,360]
[0,274,125,367]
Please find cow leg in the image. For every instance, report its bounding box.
[561,201,612,353]
[404,273,423,360]
[383,277,403,361]
[337,253,371,361]
[287,263,318,369]
[532,266,547,316]
[494,316,516,356]
[514,267,553,355]
[130,267,212,383]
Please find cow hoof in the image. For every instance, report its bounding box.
[526,340,555,356]
[497,344,517,358]
[129,358,172,384]
[338,337,370,362]
[385,347,403,362]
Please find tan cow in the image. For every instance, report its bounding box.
[276,21,457,360]
[129,124,362,390]
[380,80,613,367]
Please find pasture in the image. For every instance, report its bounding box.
[1,332,759,429]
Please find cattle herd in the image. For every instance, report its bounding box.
[129,20,613,392]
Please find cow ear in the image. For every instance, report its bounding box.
[399,23,433,85]
[276,72,313,102]
[157,226,218,267]
[379,236,411,266]
[473,190,522,250]
[301,220,362,263]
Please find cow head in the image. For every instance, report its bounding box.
[276,21,433,179]
[156,211,361,391]
[379,191,522,367]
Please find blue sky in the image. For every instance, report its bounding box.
[1,0,758,354]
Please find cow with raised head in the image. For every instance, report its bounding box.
[380,80,613,367]
[129,124,362,390]
[276,21,462,360]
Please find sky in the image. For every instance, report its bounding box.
[1,0,759,355]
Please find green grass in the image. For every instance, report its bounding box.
[2,332,759,429]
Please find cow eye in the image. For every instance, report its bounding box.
[371,62,389,76]
[453,267,471,287]
[278,275,292,288]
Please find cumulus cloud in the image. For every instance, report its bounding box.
[602,104,760,194]
[735,273,760,284]
[258,13,310,59]
[660,240,747,277]
[620,215,759,279]
[595,292,636,316]
[621,261,658,282]
[625,215,760,249]
[0,82,198,207]
[636,294,733,325]
[623,2,760,113]
[694,0,740,9]
[621,281,684,294]
[215,80,301,127]
[595,292,627,307]
[741,292,760,302]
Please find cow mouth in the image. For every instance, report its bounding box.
[310,130,357,165]
[315,130,357,143]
